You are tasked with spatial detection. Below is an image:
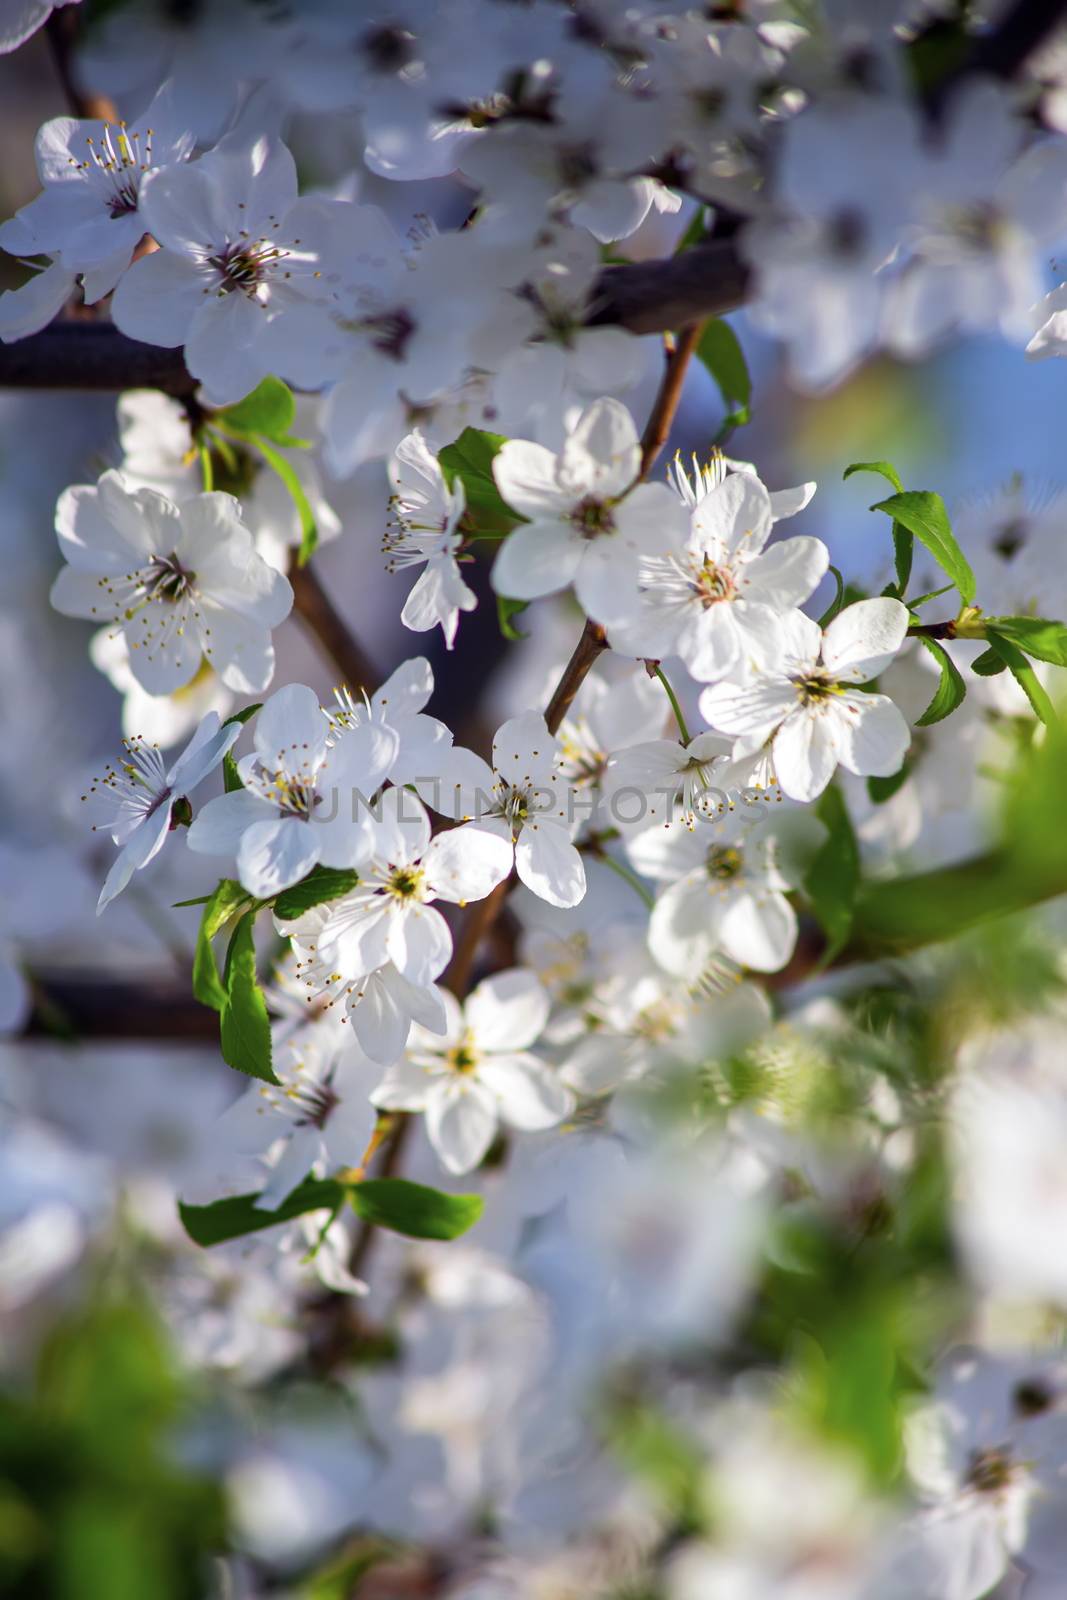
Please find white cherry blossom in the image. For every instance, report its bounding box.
[83,710,239,913]
[610,466,829,680]
[287,787,511,992]
[51,471,293,695]
[213,1033,379,1211]
[490,398,688,627]
[700,598,912,803]
[436,711,588,909]
[0,83,193,337]
[384,431,475,650]
[186,682,399,896]
[371,968,571,1175]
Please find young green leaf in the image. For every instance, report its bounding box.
[253,435,318,563]
[273,864,360,922]
[984,629,1057,726]
[695,318,751,413]
[219,910,278,1083]
[350,1177,484,1240]
[817,565,845,627]
[497,593,529,640]
[970,645,1007,677]
[673,205,709,254]
[220,702,260,793]
[179,1177,347,1247]
[915,636,966,727]
[843,460,904,494]
[193,879,252,1012]
[439,427,517,538]
[214,376,298,443]
[804,784,860,959]
[985,616,1067,668]
[870,491,975,606]
[867,762,913,804]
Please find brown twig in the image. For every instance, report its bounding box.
[45,9,118,122]
[0,245,748,396]
[289,562,379,692]
[636,321,704,483]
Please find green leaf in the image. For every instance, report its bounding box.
[193,879,251,1012]
[179,1177,347,1247]
[844,463,910,594]
[915,636,966,727]
[219,911,278,1082]
[673,205,709,253]
[350,1177,484,1240]
[843,460,904,494]
[438,427,517,538]
[253,435,318,563]
[867,762,913,804]
[817,565,845,628]
[985,615,1067,668]
[906,582,955,611]
[274,864,360,922]
[804,784,860,959]
[695,317,751,412]
[497,593,529,640]
[870,491,975,605]
[984,629,1057,726]
[971,645,1007,677]
[220,702,260,793]
[214,376,297,443]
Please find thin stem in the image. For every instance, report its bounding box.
[636,321,703,483]
[544,619,607,736]
[198,445,214,494]
[653,665,692,743]
[588,848,655,910]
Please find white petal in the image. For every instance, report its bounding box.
[466,968,549,1052]
[236,817,322,898]
[718,890,797,973]
[772,709,842,802]
[822,597,909,681]
[425,1078,498,1174]
[492,438,569,520]
[477,1054,573,1130]
[424,825,512,905]
[836,693,911,778]
[557,397,641,501]
[491,519,584,602]
[186,788,275,857]
[514,819,586,908]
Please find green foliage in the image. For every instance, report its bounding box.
[803,785,860,959]
[180,1177,347,1246]
[181,1175,484,1247]
[219,911,278,1083]
[914,636,966,727]
[673,206,710,253]
[816,564,845,627]
[970,645,1007,676]
[350,1178,484,1240]
[438,427,517,538]
[211,378,318,562]
[984,630,1056,725]
[255,436,319,563]
[274,864,361,922]
[192,879,252,1012]
[0,1295,225,1599]
[866,761,914,804]
[985,615,1067,668]
[220,702,260,793]
[496,593,529,640]
[695,318,751,430]
[869,491,975,606]
[213,376,304,446]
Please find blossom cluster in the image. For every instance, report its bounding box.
[5,1,1067,1596]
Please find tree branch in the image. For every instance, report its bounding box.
[0,242,749,397]
[289,562,379,692]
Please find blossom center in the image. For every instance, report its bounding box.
[695,556,736,607]
[966,1446,1017,1494]
[287,1078,340,1130]
[706,844,743,881]
[208,240,286,297]
[141,551,196,603]
[355,308,416,360]
[387,865,426,901]
[572,496,615,539]
[445,1039,479,1074]
[792,671,841,705]
[262,771,318,819]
